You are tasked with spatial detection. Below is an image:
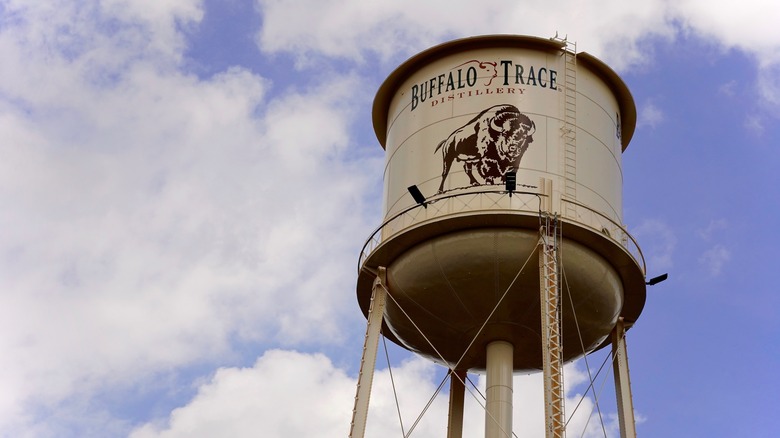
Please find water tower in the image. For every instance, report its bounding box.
[350,35,654,438]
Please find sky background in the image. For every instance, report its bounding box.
[1,0,779,437]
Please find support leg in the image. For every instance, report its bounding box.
[612,317,637,438]
[485,341,513,438]
[447,369,467,438]
[349,268,388,438]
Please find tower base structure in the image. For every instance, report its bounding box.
[349,267,643,438]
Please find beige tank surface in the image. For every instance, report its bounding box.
[357,35,646,373]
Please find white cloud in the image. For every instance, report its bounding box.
[669,1,780,109]
[757,61,780,113]
[131,350,623,438]
[696,219,728,241]
[699,244,731,276]
[637,101,666,129]
[719,80,738,97]
[254,0,674,70]
[129,351,453,438]
[255,0,780,109]
[631,219,677,272]
[0,1,380,433]
[130,350,356,438]
[696,220,731,276]
[744,114,766,136]
[670,0,780,57]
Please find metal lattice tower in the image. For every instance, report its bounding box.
[540,215,565,438]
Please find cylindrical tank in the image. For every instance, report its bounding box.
[357,35,646,372]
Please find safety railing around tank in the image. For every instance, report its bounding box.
[357,190,541,272]
[358,190,646,276]
[560,198,646,275]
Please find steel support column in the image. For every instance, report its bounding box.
[485,341,513,438]
[447,369,467,438]
[612,317,637,438]
[349,268,388,438]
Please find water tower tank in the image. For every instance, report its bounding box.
[357,35,646,373]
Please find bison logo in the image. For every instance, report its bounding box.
[435,104,536,194]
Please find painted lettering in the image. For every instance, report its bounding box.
[410,59,557,111]
[466,67,477,87]
[538,67,547,87]
[515,65,525,85]
[527,66,537,86]
[501,60,512,85]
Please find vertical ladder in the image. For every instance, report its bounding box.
[556,37,578,219]
[539,215,565,438]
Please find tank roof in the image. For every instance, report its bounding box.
[372,34,637,151]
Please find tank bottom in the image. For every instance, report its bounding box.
[382,227,623,372]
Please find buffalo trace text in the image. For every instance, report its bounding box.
[428,88,526,108]
[411,60,557,111]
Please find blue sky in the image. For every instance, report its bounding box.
[1,0,778,437]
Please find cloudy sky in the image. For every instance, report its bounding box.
[1,0,779,437]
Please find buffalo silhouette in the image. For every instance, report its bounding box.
[435,104,535,194]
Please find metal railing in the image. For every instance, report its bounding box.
[560,198,646,275]
[358,190,645,276]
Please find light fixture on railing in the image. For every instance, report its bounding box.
[646,273,668,286]
[505,171,516,197]
[407,185,427,209]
